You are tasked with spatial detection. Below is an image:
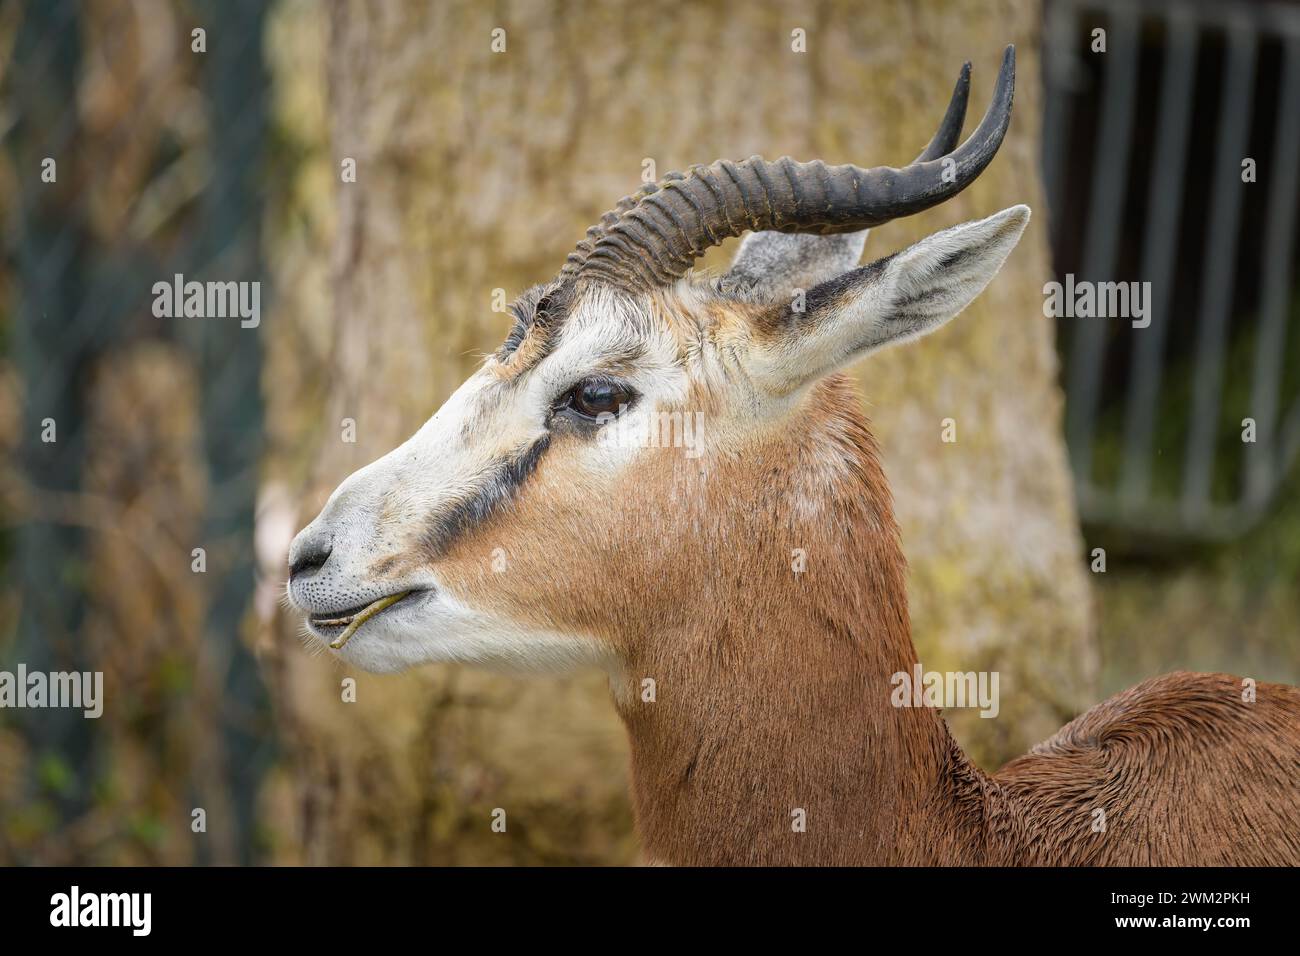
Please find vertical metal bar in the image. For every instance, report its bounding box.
[1041,0,1079,252]
[1182,21,1257,518]
[192,0,271,866]
[1065,5,1140,486]
[7,0,97,821]
[1120,13,1199,504]
[1245,35,1300,507]
[1279,378,1300,479]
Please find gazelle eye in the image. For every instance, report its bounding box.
[559,378,636,422]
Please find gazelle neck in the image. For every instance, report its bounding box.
[612,377,995,865]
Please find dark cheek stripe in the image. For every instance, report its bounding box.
[421,434,552,558]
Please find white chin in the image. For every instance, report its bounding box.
[312,591,611,676]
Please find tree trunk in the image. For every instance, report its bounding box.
[259,0,1094,864]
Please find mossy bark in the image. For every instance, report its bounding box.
[259,0,1094,863]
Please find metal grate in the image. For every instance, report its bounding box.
[1,0,271,863]
[1043,0,1300,539]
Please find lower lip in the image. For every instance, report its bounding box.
[309,591,417,649]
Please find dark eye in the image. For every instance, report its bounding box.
[558,378,636,422]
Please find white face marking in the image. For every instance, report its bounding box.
[287,285,693,673]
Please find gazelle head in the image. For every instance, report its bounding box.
[288,48,1029,676]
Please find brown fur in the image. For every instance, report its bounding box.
[426,331,1300,865]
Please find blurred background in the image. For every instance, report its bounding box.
[0,0,1296,865]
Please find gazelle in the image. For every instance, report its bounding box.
[289,48,1300,866]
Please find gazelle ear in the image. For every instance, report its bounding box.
[746,205,1030,396]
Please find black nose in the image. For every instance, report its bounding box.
[289,531,332,579]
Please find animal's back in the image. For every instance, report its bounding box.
[992,672,1300,865]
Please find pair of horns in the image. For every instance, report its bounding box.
[560,46,1016,292]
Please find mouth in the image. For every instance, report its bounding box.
[309,591,416,649]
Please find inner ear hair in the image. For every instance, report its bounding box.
[879,203,1031,341]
